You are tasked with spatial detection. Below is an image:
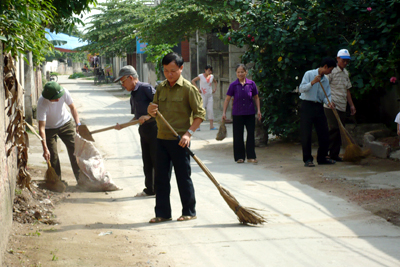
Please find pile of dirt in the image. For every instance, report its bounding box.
[13,181,66,225]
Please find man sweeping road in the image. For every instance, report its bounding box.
[148,52,206,223]
[113,65,157,197]
[37,81,81,182]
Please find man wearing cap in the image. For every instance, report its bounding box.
[37,81,81,182]
[113,65,157,197]
[324,49,356,162]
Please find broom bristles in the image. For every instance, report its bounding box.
[343,143,369,162]
[218,186,266,225]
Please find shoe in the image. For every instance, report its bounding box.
[304,160,315,167]
[236,159,244,163]
[318,158,336,165]
[330,156,343,162]
[196,128,201,131]
[210,127,218,130]
[135,191,154,197]
[247,159,258,164]
[177,215,197,221]
[149,217,172,223]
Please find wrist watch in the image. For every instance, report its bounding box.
[187,129,194,136]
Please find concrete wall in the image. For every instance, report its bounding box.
[0,42,18,265]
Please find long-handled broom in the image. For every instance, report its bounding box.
[318,82,369,161]
[156,110,266,225]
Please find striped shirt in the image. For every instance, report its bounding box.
[324,66,352,112]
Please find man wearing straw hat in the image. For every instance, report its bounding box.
[148,52,206,223]
[324,49,356,162]
[37,81,81,182]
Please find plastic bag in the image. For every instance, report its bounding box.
[74,134,121,191]
[216,120,227,141]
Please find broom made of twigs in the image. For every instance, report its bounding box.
[45,160,66,192]
[318,82,369,162]
[155,109,266,225]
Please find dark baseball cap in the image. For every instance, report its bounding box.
[113,65,138,83]
[42,81,65,100]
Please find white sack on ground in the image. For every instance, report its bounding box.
[74,134,121,191]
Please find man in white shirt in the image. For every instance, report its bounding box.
[324,49,356,162]
[37,81,81,182]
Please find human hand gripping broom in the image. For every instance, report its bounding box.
[154,108,266,225]
[318,82,369,162]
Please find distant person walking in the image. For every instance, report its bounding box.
[299,57,337,167]
[113,65,157,197]
[37,81,81,182]
[222,64,261,164]
[324,49,356,162]
[191,65,218,130]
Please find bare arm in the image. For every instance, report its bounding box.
[254,95,261,121]
[39,121,50,161]
[191,76,200,91]
[212,77,217,93]
[68,103,81,132]
[347,90,356,115]
[222,95,232,121]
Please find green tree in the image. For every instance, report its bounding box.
[82,0,149,57]
[136,0,236,45]
[224,0,400,139]
[0,0,55,65]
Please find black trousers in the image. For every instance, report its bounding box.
[45,119,80,181]
[300,100,330,163]
[138,120,158,195]
[232,115,256,161]
[155,139,195,219]
[324,108,346,159]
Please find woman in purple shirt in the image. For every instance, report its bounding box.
[222,64,261,164]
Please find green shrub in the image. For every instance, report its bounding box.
[68,72,85,79]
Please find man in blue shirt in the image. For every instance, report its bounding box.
[299,57,336,167]
[114,65,158,196]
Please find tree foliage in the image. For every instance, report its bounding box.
[136,0,236,45]
[48,0,98,33]
[0,0,55,65]
[224,0,400,138]
[1,0,96,65]
[82,0,149,57]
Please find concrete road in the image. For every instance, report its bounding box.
[30,76,400,266]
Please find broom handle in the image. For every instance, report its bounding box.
[155,109,221,188]
[318,82,346,128]
[90,120,140,134]
[25,122,43,141]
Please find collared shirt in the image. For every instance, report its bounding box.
[153,75,206,140]
[299,68,332,105]
[130,81,156,118]
[324,66,352,112]
[226,78,258,116]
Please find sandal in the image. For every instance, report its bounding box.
[236,159,244,163]
[177,215,197,221]
[304,160,315,167]
[247,159,258,164]
[149,217,172,223]
[318,158,336,165]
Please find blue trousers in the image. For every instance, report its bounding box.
[155,138,196,219]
